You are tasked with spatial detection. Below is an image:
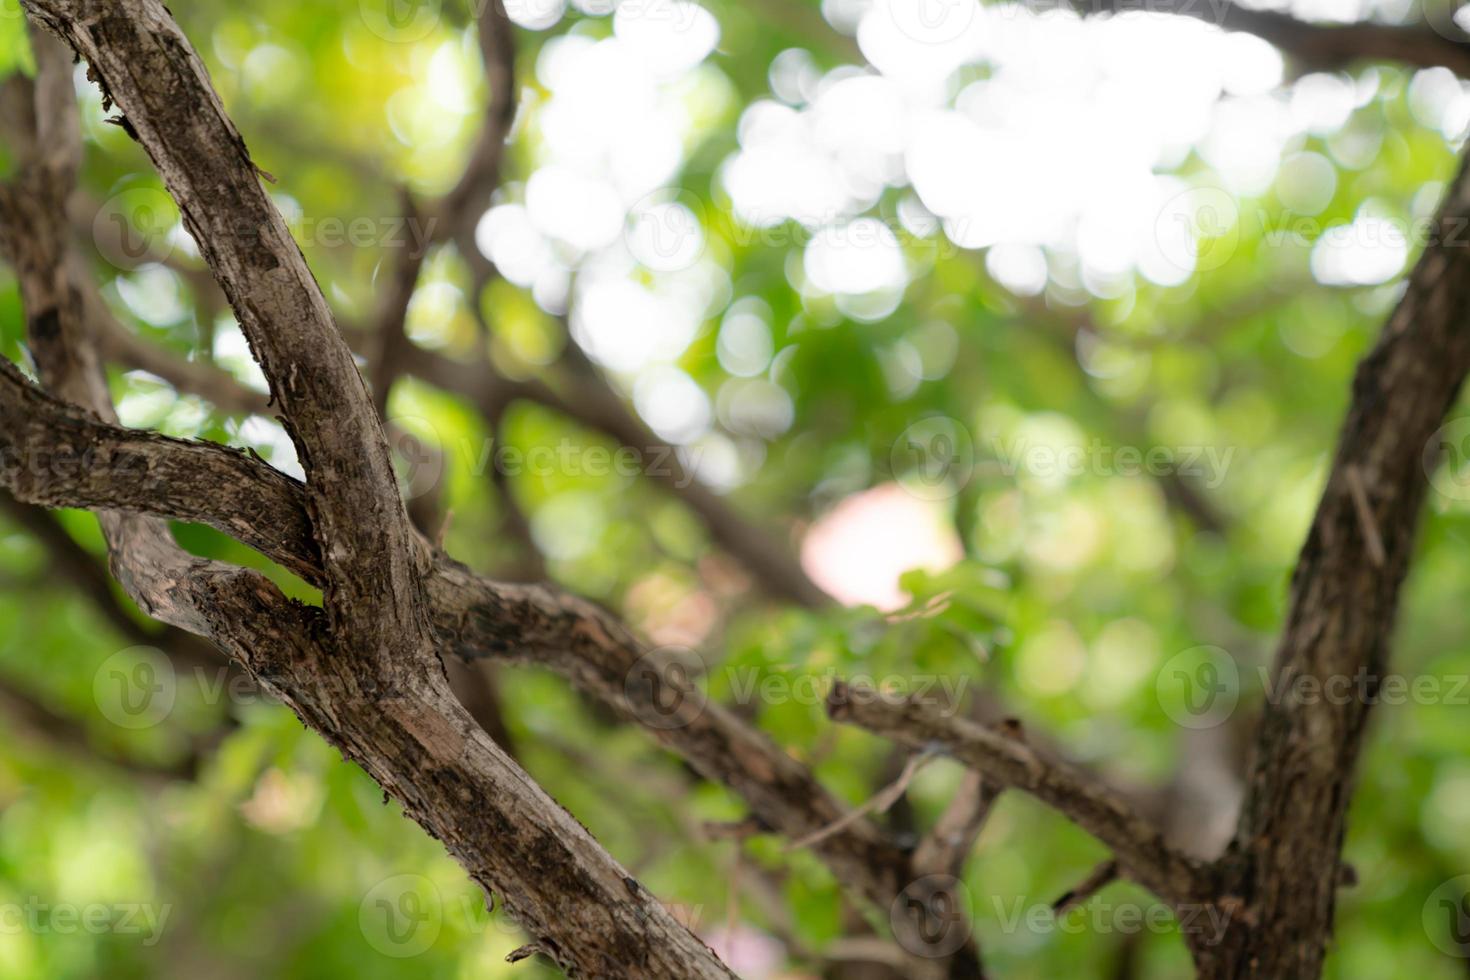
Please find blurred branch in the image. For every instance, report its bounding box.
[0,356,970,973]
[911,758,1007,879]
[0,672,209,779]
[0,358,323,585]
[0,493,222,672]
[1052,858,1120,916]
[1086,0,1470,76]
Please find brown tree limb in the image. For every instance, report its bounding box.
[0,357,323,585]
[1201,154,1470,977]
[826,682,1214,910]
[15,4,736,974]
[0,370,959,967]
[24,0,429,677]
[5,3,905,975]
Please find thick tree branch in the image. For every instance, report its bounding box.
[0,357,322,585]
[1202,154,1470,977]
[14,4,736,973]
[23,0,430,677]
[0,370,955,960]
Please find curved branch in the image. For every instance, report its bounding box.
[826,682,1214,910]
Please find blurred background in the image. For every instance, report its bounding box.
[2,0,1470,976]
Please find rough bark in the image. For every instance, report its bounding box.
[8,0,1464,975]
[827,683,1213,909]
[12,4,735,974]
[1199,155,1470,978]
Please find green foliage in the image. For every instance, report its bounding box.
[2,0,1469,977]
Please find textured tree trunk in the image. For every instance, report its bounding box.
[1194,155,1470,977]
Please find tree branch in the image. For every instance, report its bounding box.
[826,682,1214,909]
[1204,153,1470,976]
[14,4,736,973]
[1087,0,1470,76]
